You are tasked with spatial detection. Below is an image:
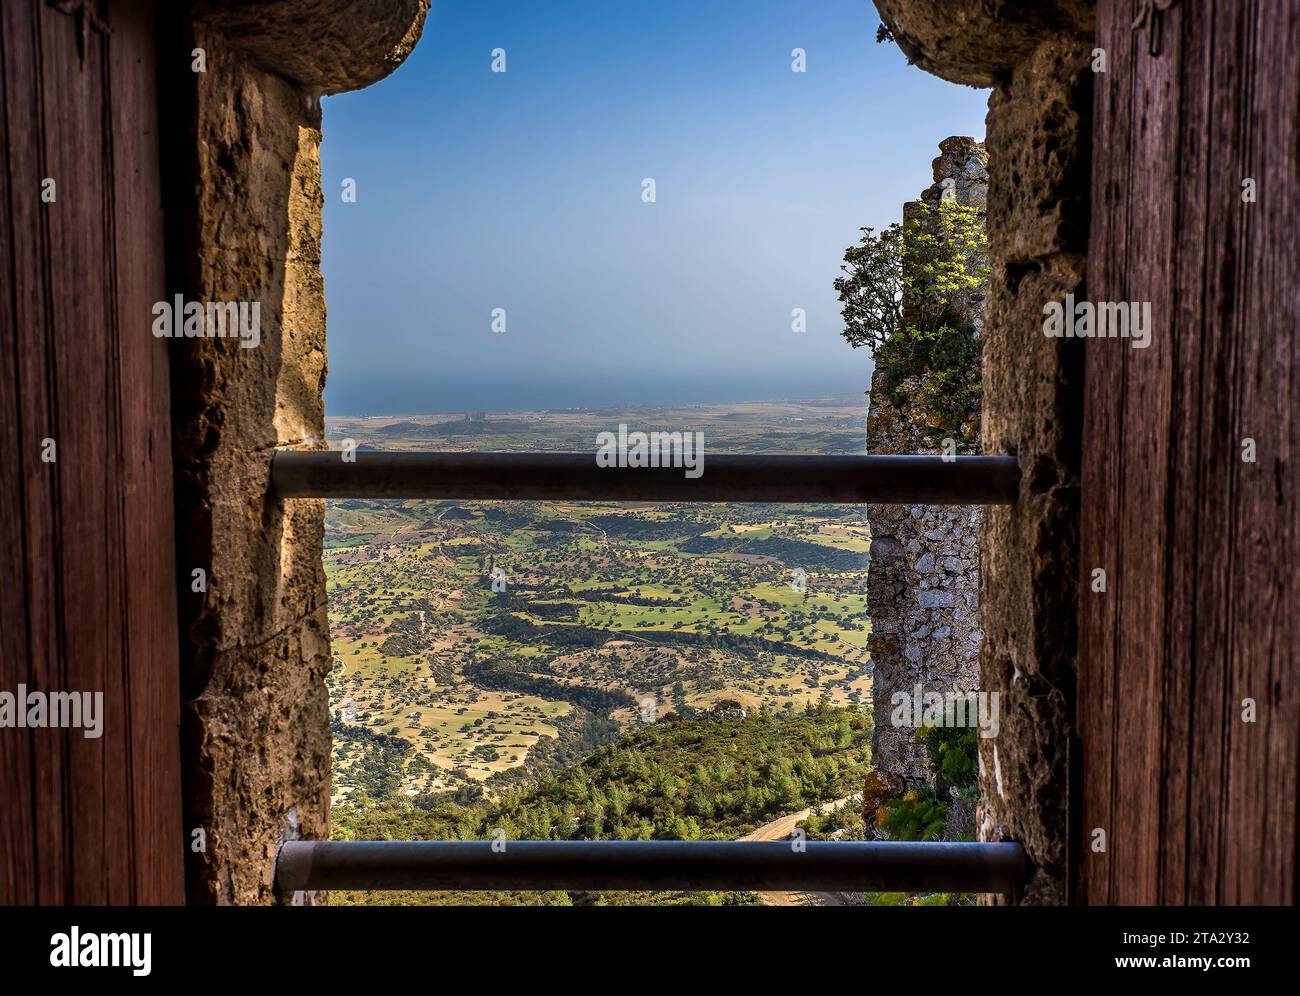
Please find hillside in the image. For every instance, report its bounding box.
[324,398,874,802]
[330,704,871,906]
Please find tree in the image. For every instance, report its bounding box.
[834,219,905,355]
[834,200,989,442]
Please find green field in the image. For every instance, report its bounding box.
[324,398,873,804]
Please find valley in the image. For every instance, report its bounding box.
[324,397,874,804]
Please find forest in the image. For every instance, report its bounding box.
[330,704,871,906]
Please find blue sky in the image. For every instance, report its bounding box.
[320,0,989,415]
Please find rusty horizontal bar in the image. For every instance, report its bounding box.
[275,840,1031,894]
[270,451,1019,504]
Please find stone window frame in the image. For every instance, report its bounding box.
[162,0,430,906]
[164,0,1093,905]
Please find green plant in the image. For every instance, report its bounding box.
[879,785,948,841]
[922,723,979,793]
[834,200,988,444]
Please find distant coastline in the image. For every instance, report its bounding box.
[323,370,874,419]
[324,390,871,422]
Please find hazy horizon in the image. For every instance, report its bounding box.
[324,379,870,418]
[320,0,989,416]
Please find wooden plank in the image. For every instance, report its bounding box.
[0,0,38,907]
[0,0,181,905]
[1078,0,1123,906]
[1109,0,1182,905]
[1160,0,1215,906]
[1221,0,1298,905]
[1184,0,1249,906]
[1253,0,1300,907]
[38,0,117,904]
[5,0,71,906]
[1217,0,1259,907]
[1082,0,1298,905]
[107,0,184,905]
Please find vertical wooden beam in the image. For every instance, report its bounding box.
[1220,0,1298,907]
[39,0,117,905]
[107,0,184,906]
[0,0,40,908]
[1078,0,1133,907]
[1081,0,1298,904]
[0,0,181,905]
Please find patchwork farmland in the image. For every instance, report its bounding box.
[324,398,873,803]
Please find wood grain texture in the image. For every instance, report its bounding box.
[0,0,183,905]
[1080,0,1299,905]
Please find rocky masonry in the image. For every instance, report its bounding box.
[867,137,988,786]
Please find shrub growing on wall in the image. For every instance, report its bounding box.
[834,201,988,445]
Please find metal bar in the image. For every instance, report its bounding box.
[275,840,1030,894]
[271,451,1020,504]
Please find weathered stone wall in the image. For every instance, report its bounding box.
[160,0,429,904]
[872,0,1094,903]
[867,138,987,788]
[978,30,1090,906]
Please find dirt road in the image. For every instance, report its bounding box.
[739,798,855,907]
